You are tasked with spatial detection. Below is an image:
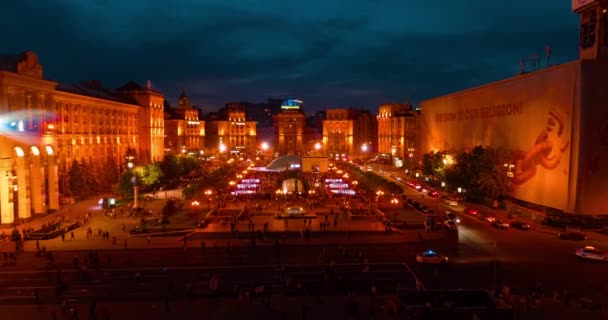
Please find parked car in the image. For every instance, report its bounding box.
[464,207,479,215]
[558,231,587,241]
[510,221,531,230]
[492,220,510,229]
[480,213,496,223]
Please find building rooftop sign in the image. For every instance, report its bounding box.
[281,99,303,110]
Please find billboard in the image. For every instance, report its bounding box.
[420,62,579,211]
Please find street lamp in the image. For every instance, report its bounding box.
[204,190,213,209]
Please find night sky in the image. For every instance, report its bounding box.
[1,1,579,114]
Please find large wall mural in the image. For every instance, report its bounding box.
[511,107,570,185]
[420,62,579,212]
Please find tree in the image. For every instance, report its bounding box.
[100,156,119,189]
[159,154,180,184]
[136,163,162,189]
[68,159,86,197]
[180,156,199,176]
[118,170,137,197]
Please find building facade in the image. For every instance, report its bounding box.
[322,108,377,161]
[0,51,164,224]
[205,103,256,156]
[273,99,306,156]
[377,103,418,167]
[418,1,608,216]
[164,91,205,155]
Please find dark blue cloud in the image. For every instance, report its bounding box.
[0,0,579,113]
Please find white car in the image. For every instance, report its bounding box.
[576,246,608,261]
[416,250,449,264]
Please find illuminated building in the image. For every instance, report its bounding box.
[419,1,608,216]
[0,51,164,224]
[164,90,205,155]
[273,99,306,156]
[377,103,418,166]
[322,108,377,160]
[205,103,256,156]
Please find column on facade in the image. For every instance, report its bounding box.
[46,152,60,211]
[0,158,14,224]
[29,149,44,215]
[15,156,31,219]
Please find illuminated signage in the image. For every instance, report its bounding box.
[324,178,343,183]
[281,99,303,110]
[330,189,356,195]
[242,179,260,183]
[328,183,349,189]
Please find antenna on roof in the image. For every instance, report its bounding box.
[519,57,526,74]
[146,80,152,90]
[530,53,540,71]
[545,45,552,68]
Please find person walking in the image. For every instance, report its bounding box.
[70,231,75,241]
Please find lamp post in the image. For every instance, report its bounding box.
[361,143,368,161]
[126,158,139,209]
[205,190,213,209]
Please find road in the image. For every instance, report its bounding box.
[393,170,608,305]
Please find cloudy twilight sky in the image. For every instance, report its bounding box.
[1,0,579,113]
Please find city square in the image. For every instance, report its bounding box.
[1,1,608,319]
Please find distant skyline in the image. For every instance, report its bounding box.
[0,1,579,114]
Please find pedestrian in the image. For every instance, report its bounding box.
[112,236,117,245]
[71,231,75,240]
[61,233,65,241]
[124,239,128,250]
[147,234,151,245]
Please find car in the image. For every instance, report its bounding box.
[464,207,479,215]
[444,212,460,224]
[428,190,440,197]
[492,220,510,229]
[575,246,608,261]
[416,250,449,264]
[480,213,496,223]
[558,231,587,241]
[443,220,458,230]
[510,221,531,230]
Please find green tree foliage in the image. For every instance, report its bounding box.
[118,170,137,196]
[180,156,199,176]
[437,146,512,201]
[100,156,119,189]
[135,163,162,189]
[68,159,86,197]
[159,154,180,184]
